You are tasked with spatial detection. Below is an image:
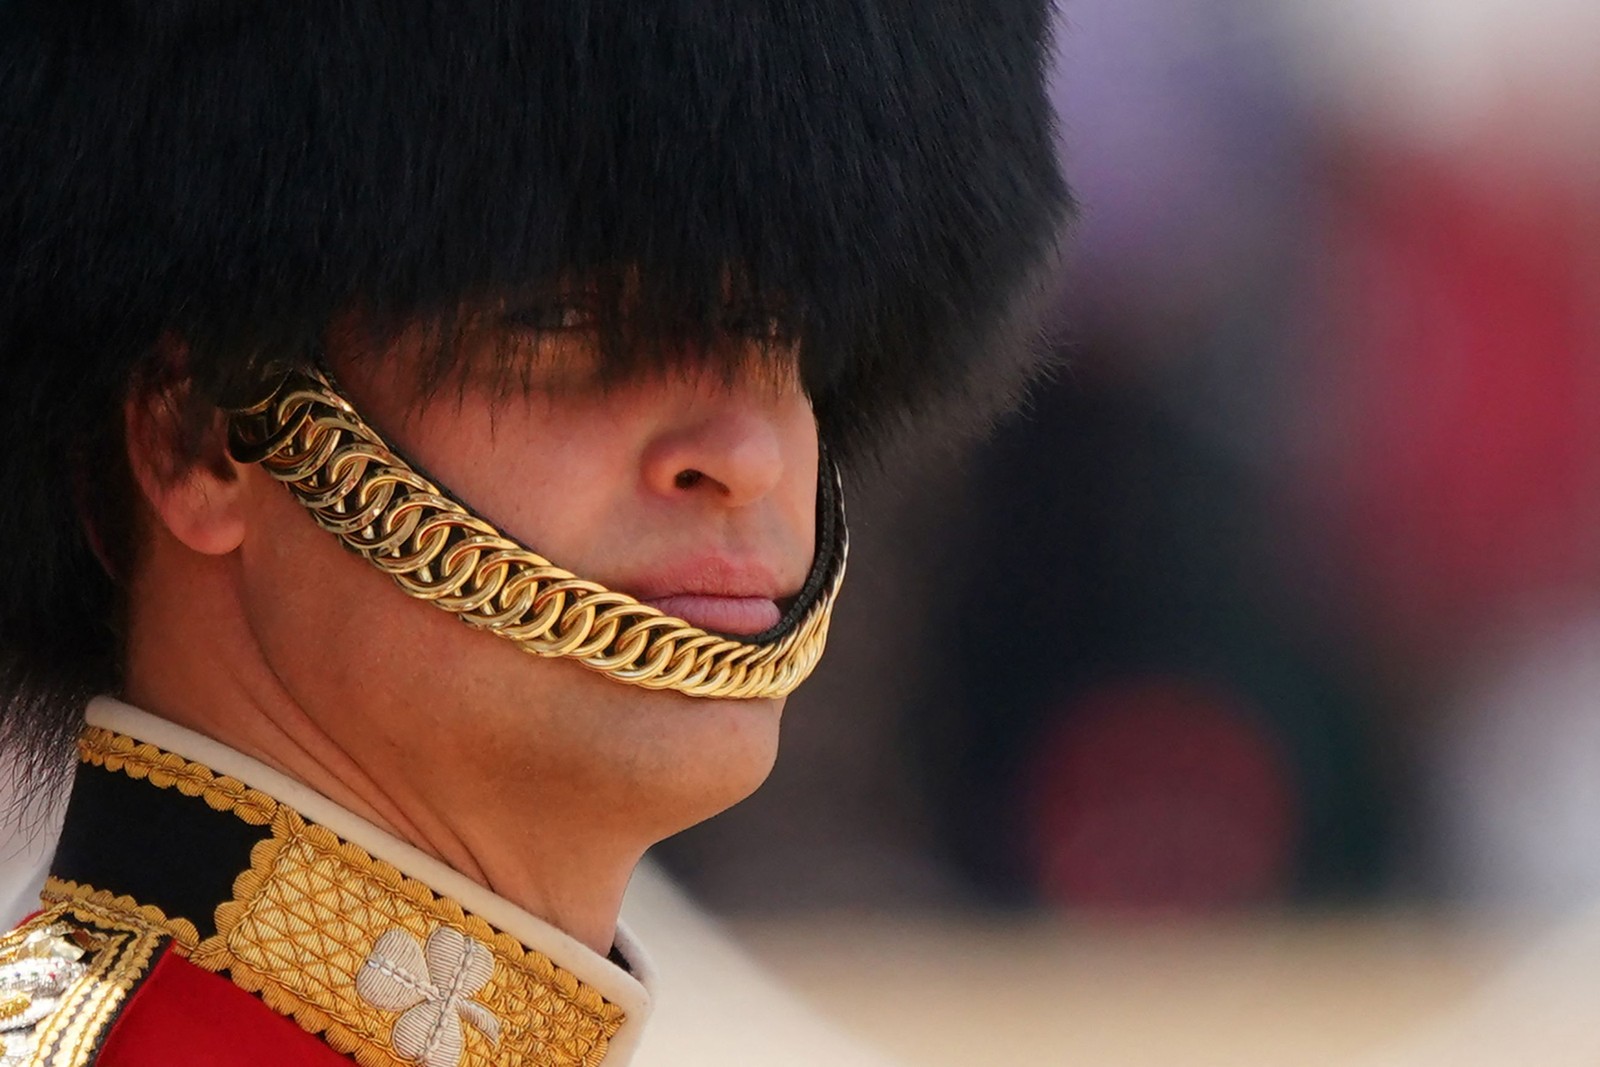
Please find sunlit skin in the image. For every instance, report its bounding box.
[119,319,819,954]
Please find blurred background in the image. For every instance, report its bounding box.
[5,1,1599,1063]
[647,0,1600,1061]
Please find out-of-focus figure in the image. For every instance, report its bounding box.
[1282,0,1600,912]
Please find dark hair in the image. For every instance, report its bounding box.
[0,0,1069,774]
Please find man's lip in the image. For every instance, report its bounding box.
[640,594,782,636]
[622,558,795,634]
[623,557,790,602]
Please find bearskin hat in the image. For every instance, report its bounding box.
[0,1,1068,763]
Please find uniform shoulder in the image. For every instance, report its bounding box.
[0,895,171,1067]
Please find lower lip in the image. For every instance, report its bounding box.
[642,595,782,635]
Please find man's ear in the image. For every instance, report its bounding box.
[123,358,247,557]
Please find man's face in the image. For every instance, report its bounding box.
[227,319,820,852]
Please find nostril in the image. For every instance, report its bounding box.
[673,469,705,490]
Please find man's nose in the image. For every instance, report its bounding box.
[641,404,787,508]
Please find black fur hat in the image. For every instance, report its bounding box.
[0,1,1068,760]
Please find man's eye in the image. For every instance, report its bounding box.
[506,303,598,332]
[722,308,792,342]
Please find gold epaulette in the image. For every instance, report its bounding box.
[0,895,172,1067]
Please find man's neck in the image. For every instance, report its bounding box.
[106,680,640,956]
[121,585,636,954]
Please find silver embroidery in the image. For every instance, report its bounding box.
[356,927,500,1067]
[0,925,90,1067]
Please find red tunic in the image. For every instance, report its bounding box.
[95,951,350,1067]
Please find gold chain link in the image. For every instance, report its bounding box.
[226,371,845,699]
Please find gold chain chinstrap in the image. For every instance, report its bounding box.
[227,370,845,700]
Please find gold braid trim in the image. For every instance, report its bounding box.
[78,727,279,826]
[38,879,201,951]
[190,806,624,1067]
[226,369,846,700]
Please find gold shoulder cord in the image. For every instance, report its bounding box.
[226,370,845,700]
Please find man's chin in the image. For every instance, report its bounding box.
[621,691,787,833]
[518,671,788,831]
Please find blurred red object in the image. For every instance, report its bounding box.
[1295,141,1600,650]
[1025,677,1297,912]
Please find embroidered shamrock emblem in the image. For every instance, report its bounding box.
[356,927,501,1067]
